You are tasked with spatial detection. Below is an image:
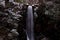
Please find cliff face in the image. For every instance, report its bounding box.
[27,0,39,4]
[14,0,39,4]
[5,0,43,4]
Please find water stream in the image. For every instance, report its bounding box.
[26,6,34,40]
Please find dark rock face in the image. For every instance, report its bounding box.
[34,1,60,40]
[17,4,28,40]
[0,1,28,40]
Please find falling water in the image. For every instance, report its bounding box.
[26,6,34,40]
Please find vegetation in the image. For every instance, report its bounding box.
[0,0,60,40]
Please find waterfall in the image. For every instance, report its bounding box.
[26,6,34,40]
